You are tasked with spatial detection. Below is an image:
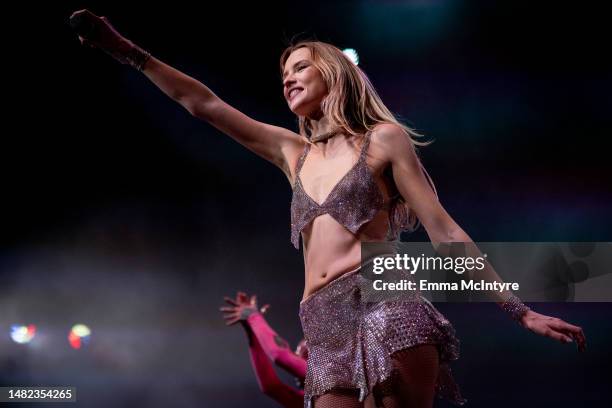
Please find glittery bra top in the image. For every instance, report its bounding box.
[290,131,387,249]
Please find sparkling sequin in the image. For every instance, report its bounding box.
[291,130,466,406]
[290,131,383,249]
[290,131,439,249]
[299,268,466,407]
[502,294,531,321]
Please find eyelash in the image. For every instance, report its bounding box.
[283,65,308,82]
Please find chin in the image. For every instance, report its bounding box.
[291,103,321,119]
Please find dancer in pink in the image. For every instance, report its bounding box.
[70,9,587,407]
[221,292,306,408]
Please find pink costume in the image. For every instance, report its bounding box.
[243,312,306,408]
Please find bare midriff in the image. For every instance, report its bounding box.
[295,135,398,301]
[300,204,392,301]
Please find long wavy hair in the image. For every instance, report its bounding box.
[280,40,438,237]
[280,41,429,145]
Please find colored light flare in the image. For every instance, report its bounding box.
[68,324,91,349]
[10,324,37,344]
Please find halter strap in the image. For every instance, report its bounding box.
[294,143,312,181]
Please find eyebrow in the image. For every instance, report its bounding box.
[282,60,310,80]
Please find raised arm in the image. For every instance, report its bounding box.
[69,10,304,182]
[370,123,586,351]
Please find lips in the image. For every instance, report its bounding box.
[287,87,304,102]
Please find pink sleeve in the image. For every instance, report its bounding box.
[246,313,307,379]
[246,324,304,408]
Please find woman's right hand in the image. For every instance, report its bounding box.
[69,9,150,70]
[220,292,270,326]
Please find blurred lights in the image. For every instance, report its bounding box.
[342,48,359,65]
[68,324,91,349]
[10,324,37,344]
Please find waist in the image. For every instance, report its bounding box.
[301,264,362,305]
[300,253,392,305]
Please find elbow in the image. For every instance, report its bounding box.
[260,380,283,397]
[429,221,467,243]
[446,226,470,243]
[182,97,216,122]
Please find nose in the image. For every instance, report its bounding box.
[283,74,296,91]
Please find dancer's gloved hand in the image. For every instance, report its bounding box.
[220,292,270,326]
[68,9,151,70]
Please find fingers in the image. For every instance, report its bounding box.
[545,327,573,344]
[223,296,238,306]
[219,306,236,312]
[70,9,87,19]
[70,9,98,20]
[250,295,257,306]
[260,304,270,314]
[567,327,586,352]
[549,319,587,352]
[221,310,239,324]
[562,325,586,352]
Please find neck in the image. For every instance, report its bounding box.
[309,116,337,143]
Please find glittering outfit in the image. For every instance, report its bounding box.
[290,131,467,407]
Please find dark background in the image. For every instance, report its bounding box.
[1,1,611,407]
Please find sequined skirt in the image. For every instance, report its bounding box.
[299,267,466,407]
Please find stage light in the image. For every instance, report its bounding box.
[342,48,359,65]
[68,324,91,349]
[10,324,36,344]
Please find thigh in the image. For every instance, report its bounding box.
[314,388,363,408]
[373,344,440,408]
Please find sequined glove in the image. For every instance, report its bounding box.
[69,9,151,71]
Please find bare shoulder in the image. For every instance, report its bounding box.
[369,123,416,163]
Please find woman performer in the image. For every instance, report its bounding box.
[70,9,586,408]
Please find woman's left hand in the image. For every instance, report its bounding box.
[520,310,586,352]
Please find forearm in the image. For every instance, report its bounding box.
[142,56,219,119]
[245,327,304,406]
[246,313,307,378]
[431,226,530,319]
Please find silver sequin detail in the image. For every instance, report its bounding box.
[290,131,384,249]
[501,294,530,321]
[299,268,467,407]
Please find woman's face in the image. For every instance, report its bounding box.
[282,48,328,118]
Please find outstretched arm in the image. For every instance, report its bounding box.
[69,10,304,182]
[371,123,586,351]
[221,292,307,379]
[141,57,302,178]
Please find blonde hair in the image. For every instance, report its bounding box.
[280,41,429,146]
[280,40,438,237]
